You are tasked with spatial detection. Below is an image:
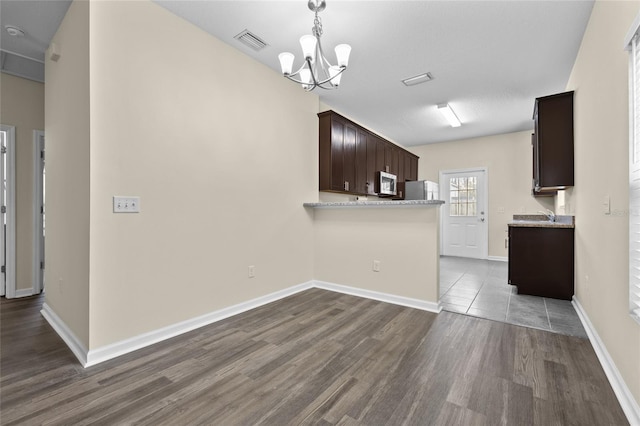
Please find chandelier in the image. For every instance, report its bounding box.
[278,0,351,91]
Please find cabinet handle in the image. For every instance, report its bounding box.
[344,181,349,191]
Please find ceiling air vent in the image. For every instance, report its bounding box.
[234,30,268,52]
[402,72,434,87]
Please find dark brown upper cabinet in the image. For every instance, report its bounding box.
[318,110,419,196]
[532,91,574,196]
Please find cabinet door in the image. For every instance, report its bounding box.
[354,128,368,194]
[390,147,399,177]
[330,118,346,191]
[508,226,574,300]
[403,154,412,182]
[365,132,377,195]
[397,152,405,183]
[375,136,386,172]
[532,133,539,190]
[536,91,574,189]
[343,123,357,192]
[383,144,393,173]
[409,156,419,181]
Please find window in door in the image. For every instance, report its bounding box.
[449,177,477,217]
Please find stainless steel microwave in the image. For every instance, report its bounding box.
[376,171,397,196]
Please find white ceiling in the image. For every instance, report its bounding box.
[0,0,71,82]
[1,0,594,146]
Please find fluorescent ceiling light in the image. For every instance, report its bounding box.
[437,103,461,127]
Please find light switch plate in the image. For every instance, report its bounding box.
[113,196,140,213]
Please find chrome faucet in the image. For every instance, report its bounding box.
[538,209,556,222]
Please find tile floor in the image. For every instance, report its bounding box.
[439,256,588,338]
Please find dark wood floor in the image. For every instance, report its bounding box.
[0,289,628,425]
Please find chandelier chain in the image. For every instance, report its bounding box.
[313,13,323,38]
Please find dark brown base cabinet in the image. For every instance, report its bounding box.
[318,110,418,196]
[508,226,574,300]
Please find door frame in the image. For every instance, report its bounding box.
[1,125,17,298]
[439,167,489,259]
[33,130,45,295]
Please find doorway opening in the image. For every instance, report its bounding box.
[0,125,16,298]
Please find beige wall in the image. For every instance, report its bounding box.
[411,131,554,258]
[0,73,44,291]
[44,0,91,346]
[564,0,640,404]
[314,206,440,303]
[45,0,317,349]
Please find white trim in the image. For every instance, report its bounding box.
[41,302,88,366]
[624,10,640,51]
[314,280,441,313]
[572,297,640,425]
[487,256,508,262]
[42,280,441,368]
[439,167,489,259]
[0,125,16,298]
[84,281,314,367]
[32,130,45,296]
[14,288,34,298]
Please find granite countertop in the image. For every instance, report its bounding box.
[303,200,445,208]
[508,214,575,229]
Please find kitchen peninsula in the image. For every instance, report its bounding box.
[305,199,444,312]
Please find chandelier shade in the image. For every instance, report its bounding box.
[278,0,351,91]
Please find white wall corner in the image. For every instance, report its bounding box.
[572,297,640,425]
[41,303,88,367]
[45,279,443,369]
[313,280,441,313]
[84,281,315,367]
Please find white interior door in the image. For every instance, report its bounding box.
[440,169,488,259]
[34,131,45,294]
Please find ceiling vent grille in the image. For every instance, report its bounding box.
[234,30,268,52]
[402,72,434,87]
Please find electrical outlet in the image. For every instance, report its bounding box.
[248,265,255,278]
[373,260,380,272]
[113,196,140,213]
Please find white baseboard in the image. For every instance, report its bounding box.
[314,280,441,313]
[41,303,88,366]
[14,288,34,298]
[572,297,640,425]
[84,281,315,367]
[487,256,508,262]
[43,280,441,368]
